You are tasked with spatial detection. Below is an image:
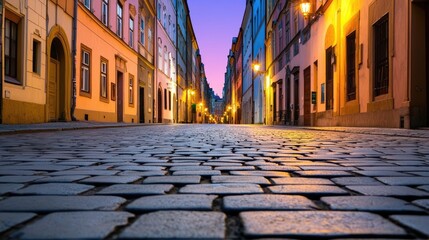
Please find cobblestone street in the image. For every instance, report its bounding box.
[0,124,429,239]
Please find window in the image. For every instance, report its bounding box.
[278,21,283,52]
[140,18,145,44]
[84,0,91,10]
[346,31,356,101]
[81,47,91,94]
[129,17,134,47]
[326,47,334,110]
[5,18,18,82]
[129,77,134,104]
[168,91,172,110]
[158,39,163,70]
[293,9,298,35]
[157,4,161,20]
[164,88,167,109]
[100,59,108,99]
[111,82,116,101]
[116,2,123,38]
[163,12,167,29]
[101,0,108,26]
[285,11,291,44]
[373,14,389,97]
[32,40,41,74]
[164,46,168,74]
[148,29,153,52]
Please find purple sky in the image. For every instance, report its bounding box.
[188,0,246,97]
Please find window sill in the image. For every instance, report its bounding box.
[5,77,22,86]
[79,91,92,98]
[100,96,109,103]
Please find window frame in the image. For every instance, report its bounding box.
[129,17,134,47]
[168,90,172,110]
[373,14,389,97]
[80,45,92,97]
[140,17,145,45]
[116,2,123,38]
[4,16,20,84]
[101,0,109,26]
[32,39,41,75]
[100,57,109,100]
[84,0,91,10]
[164,88,167,110]
[346,31,357,101]
[129,76,134,105]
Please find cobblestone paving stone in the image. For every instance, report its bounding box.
[0,124,429,239]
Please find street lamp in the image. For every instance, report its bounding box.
[253,63,262,73]
[300,0,311,18]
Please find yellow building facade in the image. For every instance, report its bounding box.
[1,0,74,124]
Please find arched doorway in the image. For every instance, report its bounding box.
[49,38,66,121]
[46,26,71,122]
[157,87,162,123]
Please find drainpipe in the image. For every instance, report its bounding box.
[0,0,3,123]
[71,0,77,121]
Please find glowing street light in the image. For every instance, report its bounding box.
[300,0,311,18]
[253,63,261,73]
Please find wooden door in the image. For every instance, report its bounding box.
[326,47,334,110]
[49,59,59,121]
[117,72,123,122]
[293,74,299,125]
[158,88,162,123]
[139,87,145,123]
[304,66,311,126]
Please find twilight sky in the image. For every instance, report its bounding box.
[187,0,246,97]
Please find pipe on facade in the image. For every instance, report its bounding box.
[0,0,3,123]
[71,0,77,121]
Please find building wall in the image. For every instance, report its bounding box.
[241,3,253,124]
[155,0,176,123]
[252,0,265,124]
[258,0,424,128]
[137,0,155,124]
[2,0,48,123]
[176,0,186,123]
[75,1,138,123]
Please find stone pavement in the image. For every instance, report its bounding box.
[0,124,428,239]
